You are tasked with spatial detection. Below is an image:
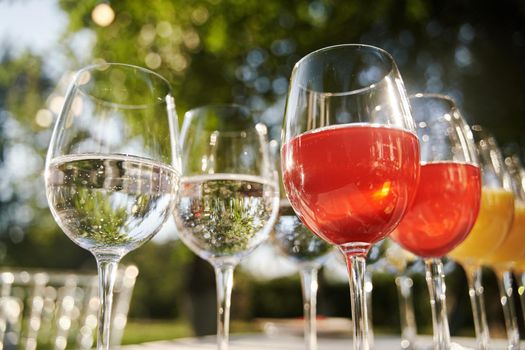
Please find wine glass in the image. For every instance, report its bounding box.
[448,125,515,350]
[173,104,279,350]
[45,63,180,350]
[269,139,333,350]
[483,148,525,350]
[281,44,420,350]
[272,197,333,350]
[390,94,481,350]
[502,154,525,327]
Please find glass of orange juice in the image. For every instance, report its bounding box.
[485,153,525,348]
[448,126,515,350]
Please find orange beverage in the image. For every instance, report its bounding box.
[448,188,514,265]
[515,259,525,274]
[487,203,525,267]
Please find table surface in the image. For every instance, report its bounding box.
[119,333,514,350]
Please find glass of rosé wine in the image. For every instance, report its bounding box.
[281,44,420,350]
[390,94,481,350]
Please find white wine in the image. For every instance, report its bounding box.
[174,173,279,263]
[46,154,180,256]
[273,201,332,267]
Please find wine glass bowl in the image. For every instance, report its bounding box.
[175,105,278,265]
[48,63,177,164]
[282,45,419,251]
[281,44,420,350]
[471,128,517,267]
[391,95,481,258]
[272,200,333,268]
[46,156,178,256]
[45,63,180,350]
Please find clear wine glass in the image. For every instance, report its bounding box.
[44,63,181,350]
[448,125,515,350]
[272,198,333,350]
[173,104,279,350]
[269,139,333,350]
[281,44,420,350]
[390,94,481,350]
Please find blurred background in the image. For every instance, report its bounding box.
[1,0,525,344]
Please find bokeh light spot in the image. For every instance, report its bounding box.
[35,109,53,128]
[145,52,162,69]
[91,4,115,27]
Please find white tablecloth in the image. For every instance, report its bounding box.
[120,333,513,350]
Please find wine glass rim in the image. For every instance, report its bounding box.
[182,103,267,137]
[72,62,173,110]
[185,103,248,113]
[409,93,457,105]
[181,124,268,140]
[293,43,396,97]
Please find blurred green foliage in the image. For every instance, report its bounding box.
[0,0,524,338]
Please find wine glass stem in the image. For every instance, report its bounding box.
[343,250,370,350]
[463,263,490,350]
[516,271,525,327]
[214,264,235,350]
[96,256,120,350]
[395,274,417,350]
[424,258,451,350]
[365,273,374,350]
[495,268,520,350]
[300,266,319,350]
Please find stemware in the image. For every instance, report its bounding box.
[45,63,180,350]
[484,150,525,350]
[270,139,333,350]
[173,104,279,350]
[390,94,481,350]
[272,197,333,350]
[448,126,515,350]
[281,44,420,350]
[502,155,525,327]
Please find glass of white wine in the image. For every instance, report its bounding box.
[173,104,280,350]
[45,63,181,350]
